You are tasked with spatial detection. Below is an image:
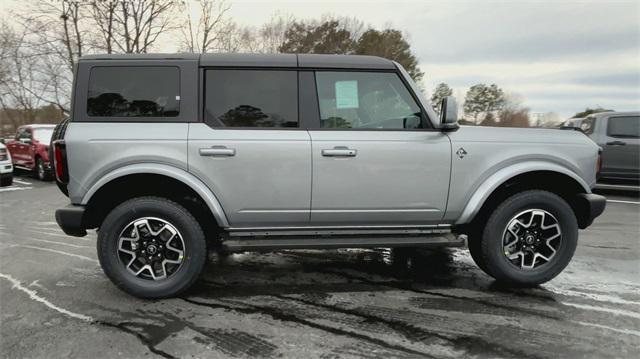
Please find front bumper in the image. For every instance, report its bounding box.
[576,193,607,229]
[55,205,88,237]
[0,163,13,175]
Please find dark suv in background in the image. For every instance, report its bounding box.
[580,112,640,183]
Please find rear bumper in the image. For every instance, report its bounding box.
[576,193,607,229]
[55,205,88,237]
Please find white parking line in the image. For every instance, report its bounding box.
[0,273,93,322]
[8,244,98,263]
[25,237,92,249]
[13,179,32,185]
[607,199,640,205]
[562,301,640,320]
[0,186,33,193]
[25,229,94,241]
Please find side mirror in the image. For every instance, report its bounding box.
[439,96,459,131]
[403,114,422,129]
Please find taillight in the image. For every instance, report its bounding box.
[53,140,68,183]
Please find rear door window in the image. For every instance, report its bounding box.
[607,116,640,138]
[87,66,180,118]
[204,70,298,128]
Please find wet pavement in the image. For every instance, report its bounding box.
[1,177,639,358]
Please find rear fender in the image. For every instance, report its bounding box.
[81,163,230,228]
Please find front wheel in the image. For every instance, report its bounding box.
[34,157,51,181]
[470,190,578,286]
[97,197,207,298]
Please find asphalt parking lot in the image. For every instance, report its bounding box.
[1,176,639,358]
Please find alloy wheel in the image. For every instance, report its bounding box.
[502,209,562,270]
[117,217,186,280]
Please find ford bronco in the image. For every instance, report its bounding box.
[53,53,606,298]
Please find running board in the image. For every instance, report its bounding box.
[227,226,451,237]
[220,233,464,252]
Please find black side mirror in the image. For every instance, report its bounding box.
[439,96,459,131]
[403,115,422,129]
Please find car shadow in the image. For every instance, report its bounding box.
[187,248,558,303]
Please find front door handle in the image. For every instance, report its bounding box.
[199,146,236,157]
[322,146,357,157]
[606,141,626,146]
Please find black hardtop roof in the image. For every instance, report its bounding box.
[79,53,396,70]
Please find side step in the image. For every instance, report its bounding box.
[220,233,465,252]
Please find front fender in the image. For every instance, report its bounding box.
[455,161,591,225]
[80,163,230,228]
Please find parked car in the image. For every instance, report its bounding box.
[580,111,639,183]
[0,143,13,187]
[5,124,56,181]
[53,53,605,298]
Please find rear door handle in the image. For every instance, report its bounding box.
[606,141,626,146]
[321,146,357,157]
[199,146,236,157]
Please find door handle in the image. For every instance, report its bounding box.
[199,146,236,157]
[606,141,626,146]
[321,146,357,157]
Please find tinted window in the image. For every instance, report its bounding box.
[315,72,422,129]
[607,116,639,138]
[87,67,180,117]
[204,70,298,128]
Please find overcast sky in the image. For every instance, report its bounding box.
[229,0,640,118]
[3,0,638,118]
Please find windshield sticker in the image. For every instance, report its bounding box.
[335,80,359,109]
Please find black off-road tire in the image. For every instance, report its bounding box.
[467,232,488,272]
[0,176,12,187]
[97,196,208,298]
[34,157,52,181]
[474,190,578,286]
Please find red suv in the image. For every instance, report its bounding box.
[5,124,56,181]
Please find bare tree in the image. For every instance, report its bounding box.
[109,0,177,53]
[259,12,294,53]
[91,0,118,53]
[10,0,91,114]
[0,24,47,130]
[180,0,231,53]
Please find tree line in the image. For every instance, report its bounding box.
[0,0,423,134]
[1,0,604,134]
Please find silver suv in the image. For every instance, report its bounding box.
[53,54,606,298]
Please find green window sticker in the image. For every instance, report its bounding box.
[335,80,359,109]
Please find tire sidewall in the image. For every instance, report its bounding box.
[36,158,45,181]
[482,191,578,285]
[98,198,207,298]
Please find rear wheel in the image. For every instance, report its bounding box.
[471,190,578,286]
[97,197,207,298]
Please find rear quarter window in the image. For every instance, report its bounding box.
[87,66,180,118]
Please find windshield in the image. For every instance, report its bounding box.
[33,128,53,144]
